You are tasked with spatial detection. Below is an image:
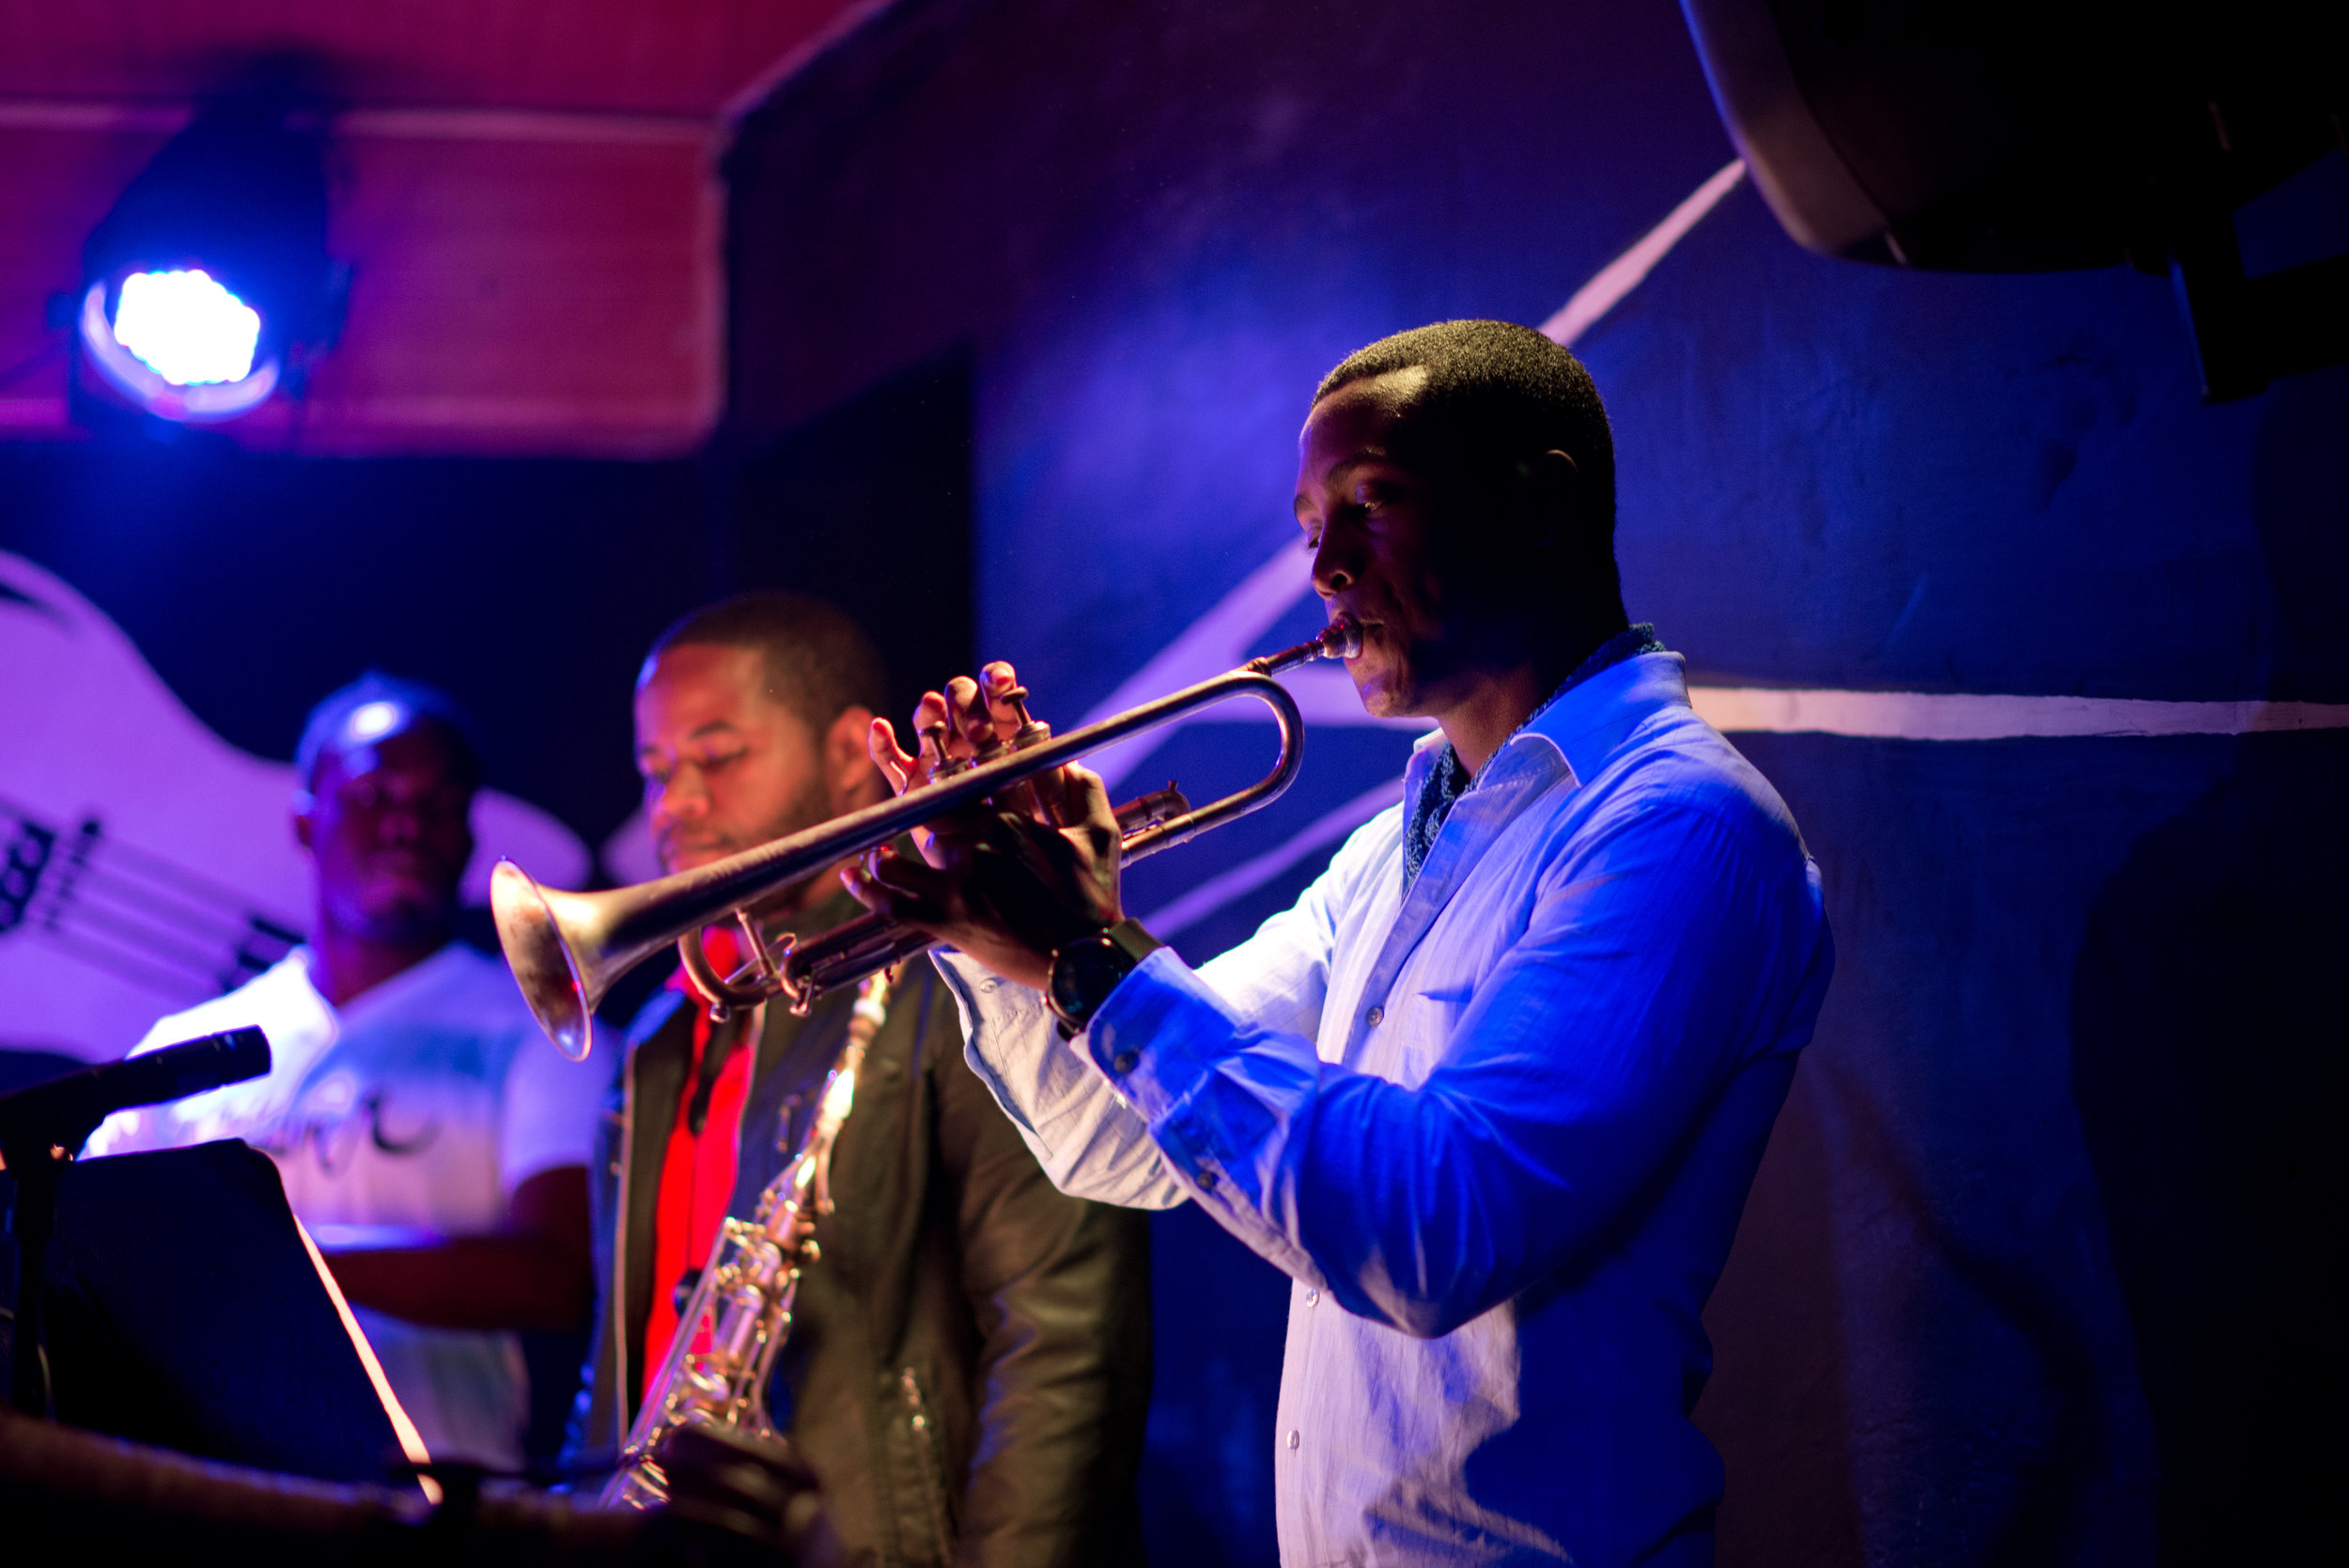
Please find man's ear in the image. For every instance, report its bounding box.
[825,706,882,813]
[1516,449,1579,550]
[292,794,316,855]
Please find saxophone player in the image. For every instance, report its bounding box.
[571,592,1150,1566]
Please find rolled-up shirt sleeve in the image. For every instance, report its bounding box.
[1083,794,1829,1338]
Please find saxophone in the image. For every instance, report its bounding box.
[602,966,897,1508]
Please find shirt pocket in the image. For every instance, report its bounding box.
[1408,981,1478,1066]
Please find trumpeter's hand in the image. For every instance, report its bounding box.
[852,666,1123,992]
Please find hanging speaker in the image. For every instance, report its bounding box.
[1679,0,2349,397]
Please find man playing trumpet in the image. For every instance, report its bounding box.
[849,320,1835,1568]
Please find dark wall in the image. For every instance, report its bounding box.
[724,347,975,715]
[0,438,708,846]
[725,2,2349,1564]
[0,353,975,860]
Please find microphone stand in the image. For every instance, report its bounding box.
[0,1027,271,1416]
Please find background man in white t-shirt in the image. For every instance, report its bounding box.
[88,673,608,1469]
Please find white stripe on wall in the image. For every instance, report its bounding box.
[1139,690,2349,935]
[1141,779,1403,936]
[1541,159,1748,347]
[1167,680,2349,742]
[1688,688,2349,740]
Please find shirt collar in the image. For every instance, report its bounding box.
[296,939,475,1030]
[1517,647,1692,786]
[1401,627,1674,889]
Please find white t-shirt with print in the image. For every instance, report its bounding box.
[87,943,609,1467]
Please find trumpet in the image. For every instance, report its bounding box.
[491,614,1362,1059]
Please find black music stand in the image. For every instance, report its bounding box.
[0,1139,412,1483]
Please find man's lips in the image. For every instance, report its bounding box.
[1329,607,1381,658]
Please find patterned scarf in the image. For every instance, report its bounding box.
[1401,623,1664,891]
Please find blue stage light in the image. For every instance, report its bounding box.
[72,93,339,428]
[110,270,262,386]
[78,277,280,423]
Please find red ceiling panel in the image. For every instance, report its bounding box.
[0,0,884,455]
[0,1,872,117]
[0,124,163,430]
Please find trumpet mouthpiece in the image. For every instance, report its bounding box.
[1321,615,1363,660]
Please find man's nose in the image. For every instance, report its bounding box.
[1311,532,1356,599]
[649,767,708,824]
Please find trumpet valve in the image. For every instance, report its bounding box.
[917,721,958,781]
[999,685,1052,748]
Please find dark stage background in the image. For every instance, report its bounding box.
[3,1,2343,1562]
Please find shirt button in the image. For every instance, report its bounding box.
[1365,1005,1384,1028]
[1305,1288,1318,1306]
[1111,1050,1138,1075]
[1286,1429,1300,1451]
[1195,1168,1218,1191]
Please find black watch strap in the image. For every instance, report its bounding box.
[1047,919,1164,1035]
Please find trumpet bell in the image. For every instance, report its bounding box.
[490,860,598,1062]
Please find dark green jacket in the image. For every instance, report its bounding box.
[570,894,1151,1567]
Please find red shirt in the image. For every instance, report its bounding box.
[641,933,756,1384]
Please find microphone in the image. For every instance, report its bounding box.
[0,1027,272,1160]
[2,1028,271,1416]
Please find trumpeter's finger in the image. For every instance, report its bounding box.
[1032,759,1081,827]
[980,662,1025,740]
[841,850,957,931]
[868,717,917,794]
[945,675,993,750]
[840,859,908,920]
[910,691,957,768]
[1064,763,1120,840]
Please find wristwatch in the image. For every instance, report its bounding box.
[1046,919,1164,1035]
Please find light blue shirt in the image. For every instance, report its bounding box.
[939,650,1833,1567]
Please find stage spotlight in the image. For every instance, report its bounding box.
[80,269,277,421]
[74,96,341,427]
[113,271,263,386]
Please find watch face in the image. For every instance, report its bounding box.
[1050,935,1123,1028]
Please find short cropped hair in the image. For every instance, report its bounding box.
[295,672,483,794]
[644,591,890,735]
[1315,319,1617,538]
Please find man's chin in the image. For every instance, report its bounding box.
[1348,667,1416,722]
[343,902,457,947]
